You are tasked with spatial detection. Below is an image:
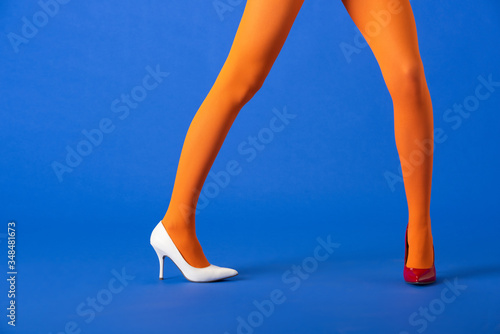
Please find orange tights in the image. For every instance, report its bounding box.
[162,0,434,269]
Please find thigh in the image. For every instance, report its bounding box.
[221,0,304,76]
[341,0,424,82]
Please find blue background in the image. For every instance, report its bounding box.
[1,1,499,333]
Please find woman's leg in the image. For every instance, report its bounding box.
[342,0,435,268]
[163,0,305,268]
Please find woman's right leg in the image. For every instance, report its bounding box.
[162,0,305,268]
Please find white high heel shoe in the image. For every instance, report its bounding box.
[150,221,238,282]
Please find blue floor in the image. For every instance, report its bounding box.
[1,1,500,333]
[1,196,500,334]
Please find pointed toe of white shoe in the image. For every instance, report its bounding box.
[184,264,238,283]
[150,221,238,283]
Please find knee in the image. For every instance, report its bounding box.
[386,62,427,102]
[237,70,266,105]
[219,63,268,108]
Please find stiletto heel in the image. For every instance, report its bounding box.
[404,225,436,285]
[154,248,165,280]
[150,221,238,282]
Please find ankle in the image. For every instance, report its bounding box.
[408,213,431,225]
[408,217,432,231]
[162,215,194,231]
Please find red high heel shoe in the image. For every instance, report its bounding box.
[404,225,436,285]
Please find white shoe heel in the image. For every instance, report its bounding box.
[150,221,238,282]
[154,248,166,280]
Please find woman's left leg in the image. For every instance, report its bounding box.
[342,0,435,268]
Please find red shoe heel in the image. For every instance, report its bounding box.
[404,225,436,285]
